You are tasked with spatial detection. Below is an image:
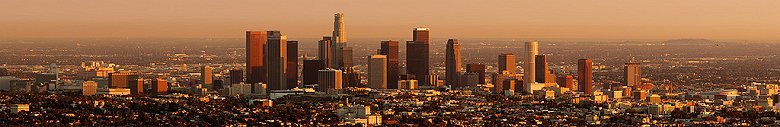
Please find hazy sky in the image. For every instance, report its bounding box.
[2,0,779,41]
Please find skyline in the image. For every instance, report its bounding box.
[4,1,780,126]
[1,0,780,41]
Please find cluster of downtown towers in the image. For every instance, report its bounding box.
[241,13,642,94]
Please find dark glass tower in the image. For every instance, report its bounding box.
[407,28,430,85]
[445,39,462,87]
[286,41,299,89]
[380,40,399,89]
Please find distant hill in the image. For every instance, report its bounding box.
[660,39,721,45]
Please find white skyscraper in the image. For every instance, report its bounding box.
[368,55,388,89]
[524,41,539,93]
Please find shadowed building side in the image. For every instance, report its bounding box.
[267,31,287,90]
[446,39,462,88]
[380,40,399,89]
[286,41,299,89]
[407,27,430,85]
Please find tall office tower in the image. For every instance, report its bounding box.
[523,42,539,91]
[267,31,288,90]
[130,78,144,96]
[407,28,430,84]
[303,60,326,85]
[380,40,399,89]
[466,64,487,84]
[246,31,267,84]
[534,55,548,83]
[332,44,345,69]
[341,47,353,68]
[318,36,333,68]
[286,41,299,89]
[331,13,348,69]
[498,53,516,75]
[229,70,243,84]
[446,39,462,87]
[578,59,593,94]
[201,65,213,86]
[557,75,574,90]
[368,55,388,89]
[151,78,168,96]
[317,69,343,92]
[624,63,641,87]
[342,67,361,87]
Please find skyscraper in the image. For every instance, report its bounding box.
[498,53,516,75]
[201,65,213,86]
[331,13,348,69]
[380,40,399,89]
[286,41,299,89]
[333,13,346,44]
[466,64,487,84]
[534,55,548,83]
[578,59,593,94]
[303,60,326,85]
[229,70,243,84]
[368,55,388,89]
[246,31,267,84]
[523,42,539,89]
[341,47,353,68]
[625,63,641,87]
[266,31,287,90]
[317,69,342,92]
[407,27,430,84]
[446,39,462,87]
[318,36,332,68]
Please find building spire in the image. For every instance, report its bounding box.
[333,12,346,43]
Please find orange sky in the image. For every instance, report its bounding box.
[1,0,779,41]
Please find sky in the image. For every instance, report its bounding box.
[1,0,779,41]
